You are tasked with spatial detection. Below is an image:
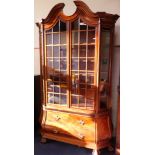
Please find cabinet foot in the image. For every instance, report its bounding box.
[40,137,47,143]
[92,149,100,155]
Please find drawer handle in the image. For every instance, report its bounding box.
[79,120,85,125]
[53,129,59,134]
[78,133,84,139]
[55,116,60,121]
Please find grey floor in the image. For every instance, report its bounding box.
[34,131,115,155]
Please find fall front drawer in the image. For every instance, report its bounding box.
[45,110,95,141]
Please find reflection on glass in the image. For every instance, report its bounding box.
[87,45,95,57]
[60,87,67,94]
[86,99,93,108]
[47,59,53,68]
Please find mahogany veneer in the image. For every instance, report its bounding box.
[36,1,119,155]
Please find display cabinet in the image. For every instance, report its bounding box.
[36,1,119,154]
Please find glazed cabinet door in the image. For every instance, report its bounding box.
[99,29,111,110]
[70,18,97,110]
[45,20,69,107]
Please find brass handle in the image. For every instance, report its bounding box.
[78,133,84,139]
[79,120,85,125]
[53,129,58,134]
[55,116,60,121]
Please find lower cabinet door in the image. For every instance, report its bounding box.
[45,110,95,142]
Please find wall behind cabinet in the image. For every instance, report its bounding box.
[34,0,120,136]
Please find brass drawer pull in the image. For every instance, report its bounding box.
[78,133,84,139]
[78,120,85,125]
[53,129,59,134]
[55,116,61,121]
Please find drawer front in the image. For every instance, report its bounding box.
[45,110,95,141]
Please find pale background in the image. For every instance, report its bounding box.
[34,0,120,136]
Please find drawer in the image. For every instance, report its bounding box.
[45,110,95,141]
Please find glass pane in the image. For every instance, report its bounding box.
[48,93,54,103]
[53,33,59,44]
[54,85,59,93]
[60,46,66,57]
[80,31,86,44]
[72,45,78,57]
[80,20,87,30]
[60,58,67,70]
[80,45,86,57]
[54,94,60,104]
[79,59,86,70]
[79,88,85,96]
[53,58,59,70]
[53,71,60,84]
[100,30,111,109]
[53,22,59,32]
[47,59,53,68]
[60,32,66,44]
[60,71,67,83]
[60,95,66,105]
[60,21,66,31]
[86,89,95,100]
[71,96,78,106]
[88,31,95,43]
[46,28,53,33]
[79,96,85,107]
[86,99,93,108]
[87,59,94,70]
[72,31,78,44]
[60,87,67,94]
[87,45,95,57]
[79,73,86,83]
[53,46,59,57]
[101,58,109,72]
[87,73,94,84]
[46,34,52,45]
[88,26,95,30]
[47,82,54,92]
[72,58,78,70]
[72,19,78,30]
[47,46,52,57]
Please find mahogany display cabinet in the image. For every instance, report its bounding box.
[36,1,119,154]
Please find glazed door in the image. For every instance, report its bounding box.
[70,18,97,110]
[45,20,69,106]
